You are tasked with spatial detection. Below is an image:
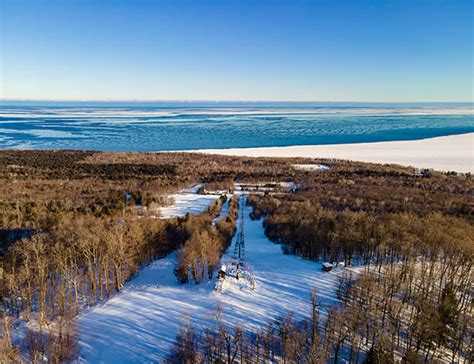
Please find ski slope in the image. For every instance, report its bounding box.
[78,196,361,362]
[156,184,221,219]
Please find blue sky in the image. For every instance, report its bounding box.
[1,0,472,102]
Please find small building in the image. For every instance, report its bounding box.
[413,168,430,178]
[322,262,333,272]
[217,265,227,280]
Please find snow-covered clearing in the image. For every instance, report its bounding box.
[293,163,330,171]
[78,196,362,362]
[156,184,221,219]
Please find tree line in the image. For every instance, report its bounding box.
[175,195,239,284]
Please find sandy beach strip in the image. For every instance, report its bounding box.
[190,133,474,173]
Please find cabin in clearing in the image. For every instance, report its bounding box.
[322,262,333,272]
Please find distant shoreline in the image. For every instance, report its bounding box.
[188,133,474,173]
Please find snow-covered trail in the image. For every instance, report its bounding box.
[78,197,358,363]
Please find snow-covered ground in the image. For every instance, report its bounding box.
[293,163,330,171]
[78,196,361,362]
[156,184,221,219]
[190,133,474,173]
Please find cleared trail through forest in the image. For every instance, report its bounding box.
[78,193,361,362]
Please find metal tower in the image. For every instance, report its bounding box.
[233,195,245,266]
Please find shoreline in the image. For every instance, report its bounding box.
[187,133,474,173]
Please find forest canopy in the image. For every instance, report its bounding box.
[0,150,472,363]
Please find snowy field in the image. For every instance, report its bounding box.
[292,163,330,171]
[156,184,221,219]
[78,196,362,362]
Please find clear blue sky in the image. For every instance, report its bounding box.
[1,0,472,102]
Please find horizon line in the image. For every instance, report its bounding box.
[1,98,473,104]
